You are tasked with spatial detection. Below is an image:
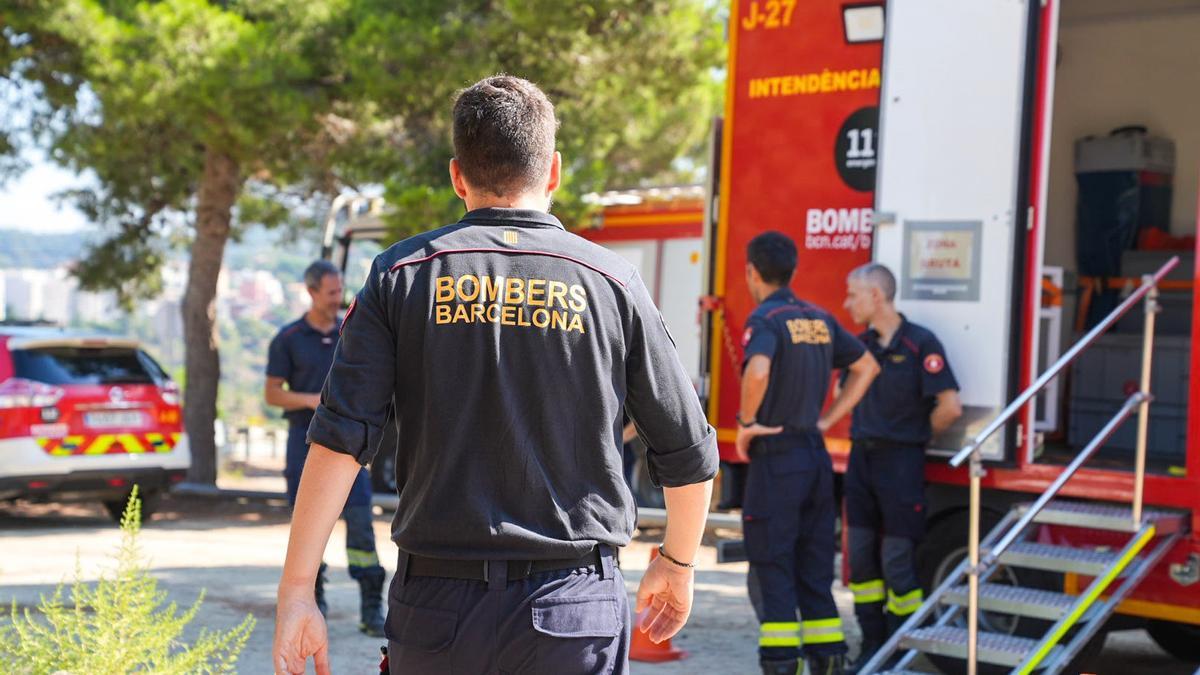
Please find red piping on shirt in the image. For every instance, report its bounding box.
[389,247,628,287]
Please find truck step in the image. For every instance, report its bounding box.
[943,583,1076,621]
[998,541,1128,576]
[898,625,1056,667]
[1022,500,1185,534]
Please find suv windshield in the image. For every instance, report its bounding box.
[12,346,159,386]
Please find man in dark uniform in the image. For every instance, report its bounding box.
[840,262,962,672]
[265,260,386,637]
[736,232,880,675]
[272,75,718,675]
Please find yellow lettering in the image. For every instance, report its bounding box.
[527,278,547,307]
[456,275,480,302]
[487,304,501,322]
[471,303,484,323]
[453,304,470,323]
[501,305,516,326]
[848,70,861,90]
[516,307,531,327]
[505,278,526,305]
[436,304,452,324]
[568,285,588,312]
[532,308,550,328]
[832,70,847,91]
[567,314,585,334]
[547,281,568,309]
[481,275,504,303]
[435,276,455,302]
[769,77,781,97]
[551,310,567,330]
[867,68,881,89]
[781,76,795,96]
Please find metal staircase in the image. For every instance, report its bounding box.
[860,257,1188,675]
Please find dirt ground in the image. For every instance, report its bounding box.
[0,494,1191,674]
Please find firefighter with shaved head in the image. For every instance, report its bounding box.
[841,262,963,672]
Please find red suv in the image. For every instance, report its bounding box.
[0,326,189,520]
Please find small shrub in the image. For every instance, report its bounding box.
[0,487,255,674]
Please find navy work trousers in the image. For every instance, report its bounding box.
[386,547,629,674]
[743,436,847,662]
[845,442,927,646]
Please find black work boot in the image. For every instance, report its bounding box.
[806,653,846,675]
[358,567,386,637]
[760,658,800,675]
[846,641,880,674]
[314,562,328,617]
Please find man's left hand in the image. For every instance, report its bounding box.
[735,423,784,462]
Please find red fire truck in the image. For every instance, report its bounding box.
[709,0,1200,671]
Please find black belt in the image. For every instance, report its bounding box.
[405,546,616,582]
[854,438,925,451]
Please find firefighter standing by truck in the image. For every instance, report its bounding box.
[265,260,386,637]
[840,263,963,672]
[736,232,879,675]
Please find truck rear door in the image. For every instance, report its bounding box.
[873,0,1037,458]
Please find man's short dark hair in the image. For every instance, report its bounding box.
[747,232,797,286]
[453,75,558,196]
[304,260,340,290]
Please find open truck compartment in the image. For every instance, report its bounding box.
[1037,0,1199,476]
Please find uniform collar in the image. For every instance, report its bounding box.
[762,287,797,305]
[299,315,340,337]
[865,313,910,351]
[459,207,566,230]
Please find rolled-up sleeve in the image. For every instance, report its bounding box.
[623,272,718,488]
[307,257,396,466]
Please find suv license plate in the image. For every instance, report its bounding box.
[84,411,146,429]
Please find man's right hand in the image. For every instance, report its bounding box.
[273,586,331,675]
[634,554,695,644]
[735,423,783,462]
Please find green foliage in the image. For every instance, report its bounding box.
[3,0,723,293]
[0,487,255,674]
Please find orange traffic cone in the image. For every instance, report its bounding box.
[630,547,688,663]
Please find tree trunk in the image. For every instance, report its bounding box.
[182,147,241,484]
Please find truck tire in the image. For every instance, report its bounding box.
[915,509,1106,674]
[1147,620,1200,662]
[104,489,159,524]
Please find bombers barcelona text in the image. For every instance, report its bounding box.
[434,274,588,334]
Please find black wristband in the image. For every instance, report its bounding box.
[658,545,695,569]
[736,413,756,428]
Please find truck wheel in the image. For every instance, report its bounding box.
[1147,620,1200,662]
[104,489,159,524]
[915,510,1106,674]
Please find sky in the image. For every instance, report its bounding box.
[0,154,90,233]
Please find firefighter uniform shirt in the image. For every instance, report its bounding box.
[741,288,865,432]
[306,207,718,560]
[850,316,959,446]
[266,316,341,428]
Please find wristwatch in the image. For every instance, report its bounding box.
[736,413,756,428]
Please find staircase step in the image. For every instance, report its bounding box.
[998,541,1128,576]
[899,625,1055,667]
[1023,500,1186,534]
[943,583,1075,621]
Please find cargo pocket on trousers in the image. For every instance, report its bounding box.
[742,515,773,563]
[385,601,457,672]
[532,595,621,674]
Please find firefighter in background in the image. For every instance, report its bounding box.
[736,232,880,675]
[841,263,962,671]
[265,260,386,637]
